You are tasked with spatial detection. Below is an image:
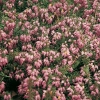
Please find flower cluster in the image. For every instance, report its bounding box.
[0,0,100,100]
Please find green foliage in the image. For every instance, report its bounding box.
[84,83,91,98]
[59,65,69,75]
[72,60,81,70]
[4,78,21,92]
[13,26,28,37]
[38,0,49,8]
[0,96,3,100]
[0,11,4,29]
[15,0,28,12]
[44,87,56,100]
[12,95,26,100]
[66,0,74,4]
[83,65,90,77]
[75,8,84,17]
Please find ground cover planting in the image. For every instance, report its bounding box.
[0,0,100,100]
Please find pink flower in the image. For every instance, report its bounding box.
[19,58,25,65]
[53,96,58,100]
[34,60,42,69]
[92,0,98,9]
[93,24,100,37]
[0,30,7,38]
[74,31,81,38]
[0,82,5,93]
[44,76,49,81]
[62,59,67,65]
[72,95,82,100]
[34,81,40,87]
[42,92,46,99]
[95,88,99,94]
[32,0,38,3]
[60,0,66,3]
[0,57,8,67]
[75,76,83,83]
[35,94,41,100]
[23,82,28,88]
[61,47,70,58]
[9,0,15,3]
[4,94,11,100]
[47,17,53,24]
[6,22,15,31]
[73,7,79,12]
[74,84,84,93]
[0,0,3,5]
[36,41,43,49]
[49,0,52,2]
[42,81,46,88]
[24,21,31,29]
[20,35,31,42]
[26,55,33,63]
[4,95,7,100]
[91,91,96,96]
[52,81,60,87]
[74,0,79,4]
[15,74,21,80]
[43,58,50,66]
[68,67,73,72]
[83,9,93,18]
[3,49,8,54]
[18,13,27,20]
[77,39,84,49]
[20,73,24,78]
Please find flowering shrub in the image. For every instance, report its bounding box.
[0,0,100,100]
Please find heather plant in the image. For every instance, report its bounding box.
[0,0,100,100]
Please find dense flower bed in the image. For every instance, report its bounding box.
[0,0,100,100]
